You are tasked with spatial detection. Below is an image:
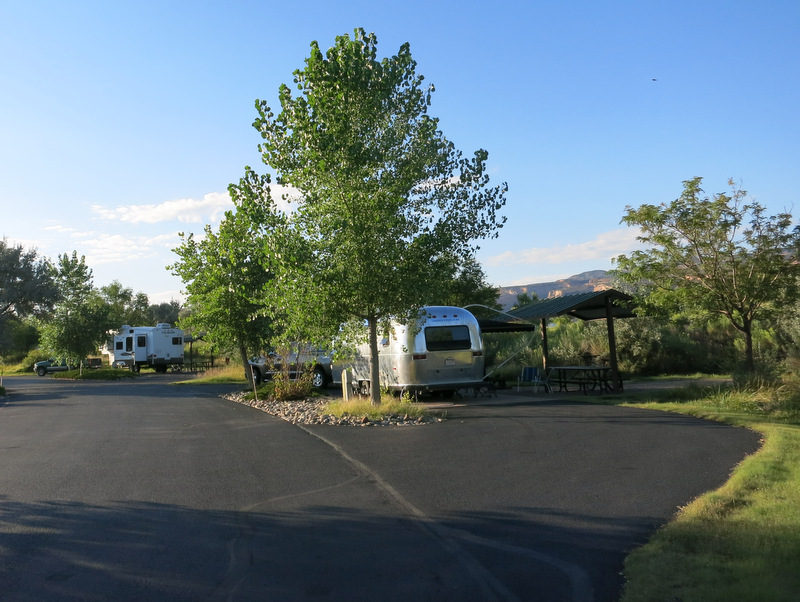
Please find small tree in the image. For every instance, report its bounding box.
[250,29,507,404]
[170,210,274,382]
[614,177,800,372]
[40,252,112,368]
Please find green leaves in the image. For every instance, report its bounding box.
[39,252,113,363]
[614,177,800,371]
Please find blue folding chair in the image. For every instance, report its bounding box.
[517,366,552,393]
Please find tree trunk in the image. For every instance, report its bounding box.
[239,341,254,386]
[368,316,381,406]
[743,319,755,373]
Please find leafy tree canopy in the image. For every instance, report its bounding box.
[40,252,113,364]
[0,237,58,322]
[170,209,274,380]
[244,28,507,404]
[100,280,151,328]
[613,177,800,372]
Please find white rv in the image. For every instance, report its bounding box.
[109,324,185,372]
[332,306,485,396]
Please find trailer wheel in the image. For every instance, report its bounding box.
[131,365,140,373]
[311,367,326,389]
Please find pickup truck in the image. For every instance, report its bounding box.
[33,357,103,376]
[33,358,77,376]
[248,347,333,388]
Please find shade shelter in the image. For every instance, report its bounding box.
[475,289,635,392]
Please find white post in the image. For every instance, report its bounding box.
[342,369,351,403]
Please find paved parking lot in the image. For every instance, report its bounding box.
[0,376,760,601]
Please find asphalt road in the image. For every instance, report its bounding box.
[0,375,761,601]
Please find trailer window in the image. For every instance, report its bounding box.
[125,337,133,352]
[137,336,147,348]
[172,337,182,345]
[424,325,472,351]
[115,341,123,351]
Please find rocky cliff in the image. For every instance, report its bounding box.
[497,270,614,309]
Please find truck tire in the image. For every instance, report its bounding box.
[311,367,326,389]
[251,367,262,385]
[37,366,48,376]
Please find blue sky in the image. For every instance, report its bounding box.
[2,1,798,303]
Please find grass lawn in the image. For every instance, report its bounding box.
[604,380,800,602]
[174,363,248,384]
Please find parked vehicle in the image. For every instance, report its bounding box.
[331,306,485,396]
[248,347,333,388]
[34,358,77,376]
[82,357,104,370]
[106,324,185,373]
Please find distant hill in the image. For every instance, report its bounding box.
[497,270,614,309]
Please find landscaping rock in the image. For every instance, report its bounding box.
[221,391,443,427]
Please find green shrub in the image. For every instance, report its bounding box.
[257,371,314,401]
[20,349,50,373]
[52,368,137,381]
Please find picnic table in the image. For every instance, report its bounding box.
[552,365,613,394]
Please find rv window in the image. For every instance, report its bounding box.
[125,337,133,352]
[137,335,147,347]
[172,337,182,345]
[424,326,472,351]
[115,341,123,351]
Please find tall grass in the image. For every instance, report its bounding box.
[177,362,248,384]
[323,392,431,421]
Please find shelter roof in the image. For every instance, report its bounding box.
[474,289,635,334]
[510,289,636,321]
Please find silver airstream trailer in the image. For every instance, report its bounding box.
[332,306,485,396]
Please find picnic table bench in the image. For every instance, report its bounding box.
[552,366,613,394]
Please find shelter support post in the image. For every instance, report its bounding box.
[540,317,550,371]
[605,296,622,392]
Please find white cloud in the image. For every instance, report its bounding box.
[486,227,644,267]
[92,192,234,224]
[91,184,303,224]
[78,232,182,265]
[147,289,186,305]
[44,224,77,233]
[503,273,574,286]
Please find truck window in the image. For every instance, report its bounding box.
[424,325,472,351]
[137,335,147,348]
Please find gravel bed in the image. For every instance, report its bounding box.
[222,390,443,426]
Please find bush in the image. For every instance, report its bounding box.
[257,371,314,401]
[20,349,50,373]
[52,368,137,381]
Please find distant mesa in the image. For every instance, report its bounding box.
[497,270,613,309]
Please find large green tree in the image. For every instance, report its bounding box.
[249,29,507,404]
[148,300,182,326]
[170,209,274,382]
[0,238,58,351]
[614,177,800,372]
[100,280,151,328]
[429,254,501,309]
[40,251,112,367]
